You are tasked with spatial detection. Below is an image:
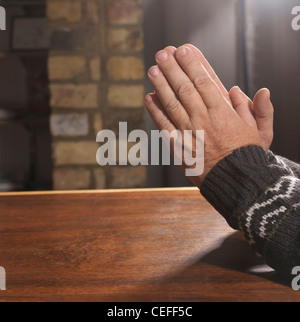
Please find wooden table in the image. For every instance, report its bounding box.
[0,187,299,302]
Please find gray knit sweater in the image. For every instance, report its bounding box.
[201,145,300,279]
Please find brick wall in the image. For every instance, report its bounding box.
[46,0,147,190]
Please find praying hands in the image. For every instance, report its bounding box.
[145,44,274,187]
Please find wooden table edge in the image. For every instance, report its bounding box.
[0,186,200,197]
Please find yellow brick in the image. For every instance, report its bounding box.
[47,0,82,23]
[107,56,144,80]
[108,85,144,108]
[107,28,144,52]
[107,0,143,25]
[53,141,99,165]
[50,84,98,108]
[48,56,86,80]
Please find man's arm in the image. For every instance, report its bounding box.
[201,146,300,278]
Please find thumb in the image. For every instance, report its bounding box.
[253,88,274,136]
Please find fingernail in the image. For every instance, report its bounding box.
[156,51,168,62]
[145,95,153,104]
[177,47,187,57]
[148,66,159,77]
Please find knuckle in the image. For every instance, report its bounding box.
[155,82,169,96]
[235,100,249,110]
[194,74,212,89]
[176,81,195,97]
[164,99,181,114]
[158,118,171,130]
[163,63,177,74]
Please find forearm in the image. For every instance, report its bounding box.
[201,145,300,278]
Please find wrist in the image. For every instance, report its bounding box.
[200,145,284,229]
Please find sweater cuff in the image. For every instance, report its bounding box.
[200,145,292,229]
[264,207,300,277]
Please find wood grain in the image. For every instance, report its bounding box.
[0,188,299,302]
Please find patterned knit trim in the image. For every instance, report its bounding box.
[262,206,295,260]
[274,155,294,176]
[238,176,299,255]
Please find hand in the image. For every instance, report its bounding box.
[145,45,262,188]
[155,45,274,153]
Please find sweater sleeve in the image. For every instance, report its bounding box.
[276,155,300,179]
[200,145,300,278]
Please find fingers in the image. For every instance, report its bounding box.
[253,88,274,137]
[145,93,176,133]
[164,46,177,55]
[229,86,256,127]
[185,44,230,101]
[174,46,226,110]
[148,65,190,128]
[165,44,230,103]
[152,46,177,98]
[148,44,233,127]
[154,49,207,117]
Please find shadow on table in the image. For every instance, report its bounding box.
[198,232,288,284]
[125,232,291,301]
